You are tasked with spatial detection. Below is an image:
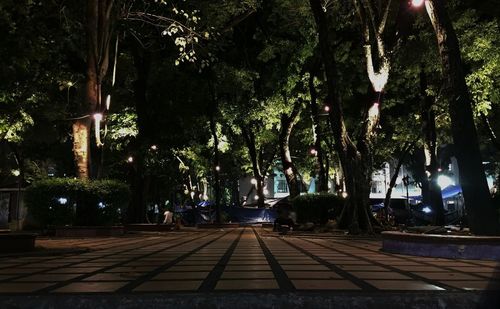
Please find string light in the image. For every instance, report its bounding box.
[215,165,220,172]
[127,156,134,163]
[324,105,330,112]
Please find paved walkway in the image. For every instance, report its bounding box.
[1,227,499,295]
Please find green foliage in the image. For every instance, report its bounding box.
[292,193,345,224]
[25,178,130,227]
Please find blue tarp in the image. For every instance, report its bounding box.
[410,185,462,201]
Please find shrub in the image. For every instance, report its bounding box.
[292,193,345,224]
[25,178,130,227]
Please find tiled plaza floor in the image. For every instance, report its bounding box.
[1,227,499,294]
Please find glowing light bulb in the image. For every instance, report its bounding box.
[93,113,103,122]
[127,156,134,163]
[150,145,158,150]
[324,105,330,112]
[411,0,425,7]
[215,165,220,172]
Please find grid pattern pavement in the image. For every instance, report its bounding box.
[0,227,499,294]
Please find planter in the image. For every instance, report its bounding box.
[382,231,500,261]
[0,233,37,252]
[52,226,124,237]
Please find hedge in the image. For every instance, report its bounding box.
[292,193,345,224]
[25,178,130,227]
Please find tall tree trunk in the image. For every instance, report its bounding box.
[209,108,222,223]
[74,0,114,179]
[384,142,414,212]
[72,119,91,179]
[128,42,151,223]
[420,68,445,225]
[308,72,328,192]
[310,0,375,234]
[242,127,265,208]
[279,100,302,198]
[425,0,498,235]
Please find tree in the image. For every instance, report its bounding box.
[423,0,499,235]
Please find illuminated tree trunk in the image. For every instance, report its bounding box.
[73,0,113,179]
[419,68,445,225]
[310,0,376,233]
[72,119,91,179]
[425,0,499,235]
[242,127,265,208]
[279,100,302,198]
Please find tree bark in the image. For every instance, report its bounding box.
[308,72,328,192]
[242,127,265,208]
[310,0,375,234]
[209,107,222,223]
[384,142,414,212]
[73,0,114,179]
[420,68,445,225]
[279,100,302,198]
[425,0,499,235]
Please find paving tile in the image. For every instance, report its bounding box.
[281,265,330,271]
[0,282,55,293]
[153,272,210,280]
[413,272,485,280]
[0,268,48,274]
[168,265,214,272]
[221,271,275,279]
[84,273,143,281]
[225,265,271,271]
[133,280,202,292]
[393,266,444,272]
[47,267,103,274]
[227,260,269,265]
[349,271,412,280]
[338,265,388,271]
[105,266,157,273]
[292,279,360,290]
[448,267,498,273]
[175,260,218,266]
[439,280,500,290]
[365,280,445,291]
[215,279,279,290]
[15,274,83,282]
[286,271,342,279]
[53,281,129,293]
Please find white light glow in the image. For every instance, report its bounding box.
[341,192,348,198]
[411,0,425,8]
[310,148,318,156]
[250,178,257,185]
[422,206,432,213]
[437,175,454,189]
[127,156,134,163]
[58,197,68,205]
[324,105,330,112]
[215,165,220,172]
[93,113,103,122]
[150,145,158,150]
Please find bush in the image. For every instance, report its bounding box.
[25,178,130,227]
[292,193,345,224]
